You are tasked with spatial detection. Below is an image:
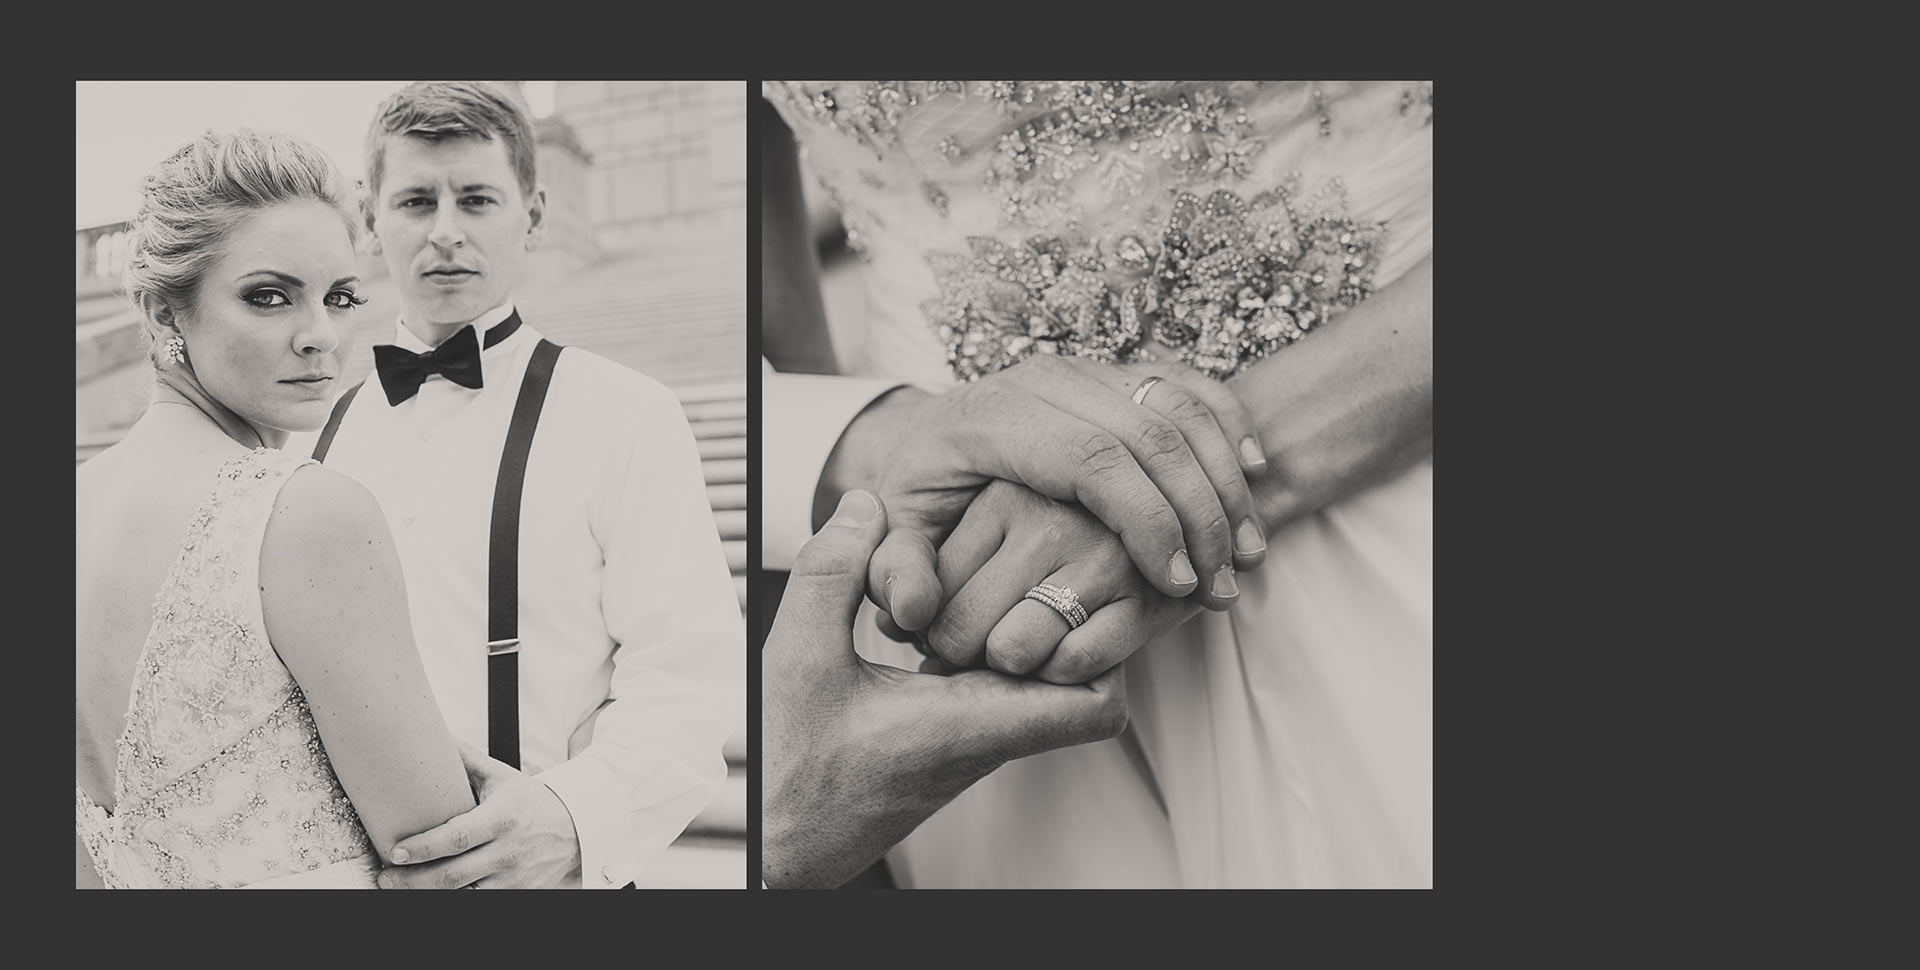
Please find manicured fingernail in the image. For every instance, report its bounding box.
[1239,437,1266,468]
[1212,565,1239,599]
[827,489,879,528]
[1170,550,1197,587]
[377,872,392,889]
[1235,519,1266,557]
[392,848,409,864]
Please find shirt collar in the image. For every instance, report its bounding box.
[391,301,519,354]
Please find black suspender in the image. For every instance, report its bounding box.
[487,338,563,769]
[311,381,363,463]
[311,337,565,771]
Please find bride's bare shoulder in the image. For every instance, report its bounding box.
[259,464,406,658]
[263,463,390,557]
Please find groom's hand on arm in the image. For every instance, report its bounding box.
[376,741,582,890]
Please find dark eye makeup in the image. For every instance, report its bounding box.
[242,288,365,310]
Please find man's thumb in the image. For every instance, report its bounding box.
[949,665,1131,764]
[771,490,887,661]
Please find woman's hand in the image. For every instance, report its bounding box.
[881,479,1207,685]
[822,353,1269,632]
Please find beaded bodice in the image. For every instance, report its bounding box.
[76,448,372,888]
[763,81,1433,385]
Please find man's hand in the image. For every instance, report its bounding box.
[377,741,583,889]
[819,354,1270,632]
[763,489,1129,889]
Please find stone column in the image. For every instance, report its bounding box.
[526,115,599,283]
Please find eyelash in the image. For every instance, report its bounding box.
[244,289,366,310]
[399,197,495,208]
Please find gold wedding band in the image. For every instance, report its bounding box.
[1130,376,1164,406]
[1024,583,1089,630]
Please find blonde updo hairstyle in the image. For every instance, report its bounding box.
[123,128,358,366]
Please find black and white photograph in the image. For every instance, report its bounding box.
[758,81,1433,888]
[76,80,747,888]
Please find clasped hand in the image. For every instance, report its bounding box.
[870,356,1267,684]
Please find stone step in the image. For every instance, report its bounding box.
[689,418,747,441]
[701,459,747,485]
[673,383,749,406]
[707,483,747,511]
[682,397,747,422]
[697,436,746,461]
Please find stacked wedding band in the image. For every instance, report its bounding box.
[1024,583,1089,630]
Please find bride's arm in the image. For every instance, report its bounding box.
[260,466,475,862]
[1226,255,1433,530]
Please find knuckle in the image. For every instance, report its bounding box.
[1199,510,1232,548]
[1074,431,1132,476]
[1162,386,1211,424]
[1133,419,1189,464]
[926,616,983,668]
[987,626,1052,674]
[790,540,867,582]
[1046,637,1100,682]
[452,828,471,852]
[1034,508,1075,551]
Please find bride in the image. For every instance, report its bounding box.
[762,81,1431,887]
[75,129,473,888]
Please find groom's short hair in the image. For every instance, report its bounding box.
[363,81,538,199]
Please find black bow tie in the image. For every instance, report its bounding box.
[372,311,522,406]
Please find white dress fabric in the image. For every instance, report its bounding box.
[766,81,1432,887]
[76,449,379,889]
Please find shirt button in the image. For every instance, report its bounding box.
[419,431,430,442]
[602,865,615,885]
[402,516,415,527]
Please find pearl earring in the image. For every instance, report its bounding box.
[163,334,186,365]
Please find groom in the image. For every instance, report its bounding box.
[298,81,742,888]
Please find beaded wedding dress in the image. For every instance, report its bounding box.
[76,449,379,888]
[766,81,1432,887]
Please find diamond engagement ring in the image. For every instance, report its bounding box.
[1024,583,1089,630]
[1130,376,1165,405]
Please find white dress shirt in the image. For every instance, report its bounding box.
[298,303,743,888]
[760,358,904,571]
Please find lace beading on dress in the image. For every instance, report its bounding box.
[76,448,372,888]
[763,81,1429,382]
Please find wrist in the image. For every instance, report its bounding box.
[813,384,934,530]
